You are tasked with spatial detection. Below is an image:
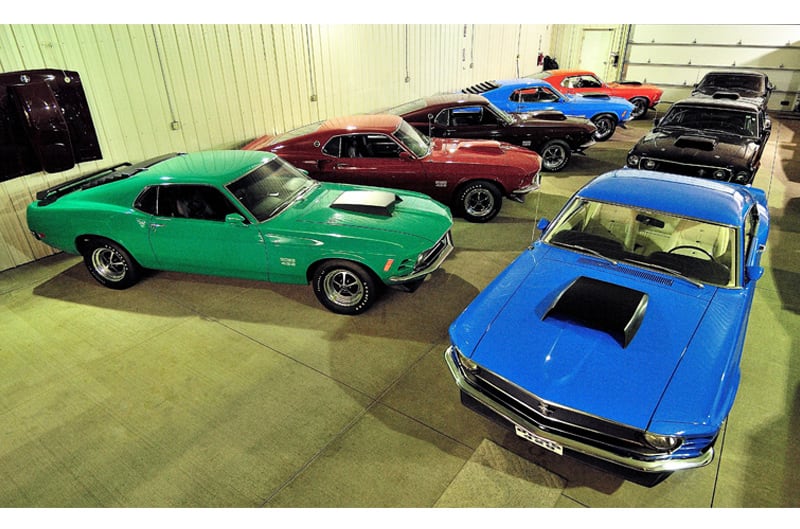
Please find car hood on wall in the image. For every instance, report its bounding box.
[633,129,760,167]
[456,251,718,430]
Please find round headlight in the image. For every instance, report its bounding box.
[643,159,657,170]
[735,171,751,183]
[644,432,681,451]
[627,154,640,167]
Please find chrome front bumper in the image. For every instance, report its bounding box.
[444,346,714,474]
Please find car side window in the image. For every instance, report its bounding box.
[449,106,494,126]
[513,88,559,103]
[322,136,343,156]
[156,184,239,222]
[333,134,402,158]
[434,110,450,127]
[134,186,158,215]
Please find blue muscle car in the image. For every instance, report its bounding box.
[445,168,769,478]
[462,79,635,141]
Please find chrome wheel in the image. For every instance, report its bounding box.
[312,260,377,315]
[322,268,365,308]
[630,97,649,120]
[91,246,128,282]
[540,140,571,172]
[458,181,502,223]
[592,115,616,141]
[81,239,141,289]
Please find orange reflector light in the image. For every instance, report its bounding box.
[383,259,394,272]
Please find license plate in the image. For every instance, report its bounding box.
[515,425,563,455]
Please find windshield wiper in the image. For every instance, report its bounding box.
[625,259,704,288]
[267,183,317,219]
[549,240,618,265]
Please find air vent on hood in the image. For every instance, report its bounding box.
[543,276,648,348]
[674,135,716,151]
[330,190,401,216]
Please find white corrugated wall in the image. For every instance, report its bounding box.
[0,24,551,272]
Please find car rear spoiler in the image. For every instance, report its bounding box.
[35,152,183,206]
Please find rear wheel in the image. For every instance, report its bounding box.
[540,140,571,172]
[591,114,617,142]
[457,181,502,223]
[81,239,141,289]
[312,260,378,315]
[630,97,649,120]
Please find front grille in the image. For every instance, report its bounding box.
[462,359,711,461]
[414,231,452,274]
[637,157,732,181]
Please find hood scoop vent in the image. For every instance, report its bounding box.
[543,276,649,348]
[675,135,716,150]
[330,190,401,216]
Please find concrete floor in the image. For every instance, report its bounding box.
[1,115,799,509]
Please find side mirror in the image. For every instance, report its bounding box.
[746,265,764,282]
[225,213,248,226]
[399,151,413,160]
[764,118,772,131]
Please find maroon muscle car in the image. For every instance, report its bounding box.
[243,114,541,222]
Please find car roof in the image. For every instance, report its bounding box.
[462,78,549,94]
[422,93,490,106]
[577,169,756,226]
[147,150,279,185]
[318,114,403,134]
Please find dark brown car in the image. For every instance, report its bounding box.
[380,94,597,172]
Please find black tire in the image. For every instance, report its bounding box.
[540,139,571,172]
[630,97,649,120]
[456,181,502,223]
[591,114,617,142]
[82,239,142,290]
[312,260,378,315]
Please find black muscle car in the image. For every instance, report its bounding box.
[381,94,597,172]
[626,96,771,185]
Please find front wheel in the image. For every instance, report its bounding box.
[591,115,617,142]
[82,239,142,290]
[540,139,571,172]
[456,181,502,223]
[630,97,649,120]
[312,260,378,315]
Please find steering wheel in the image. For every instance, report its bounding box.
[668,245,715,261]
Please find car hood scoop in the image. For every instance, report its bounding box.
[674,134,717,150]
[543,276,648,348]
[330,190,402,216]
[444,139,505,155]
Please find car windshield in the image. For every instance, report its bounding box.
[226,157,316,222]
[543,198,738,287]
[486,102,515,124]
[699,74,763,94]
[394,119,431,157]
[658,105,759,137]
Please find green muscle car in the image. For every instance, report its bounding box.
[26,150,454,315]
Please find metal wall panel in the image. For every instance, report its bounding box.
[0,23,550,272]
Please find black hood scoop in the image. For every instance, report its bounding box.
[330,190,402,216]
[674,134,716,151]
[543,276,649,348]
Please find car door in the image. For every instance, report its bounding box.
[136,184,269,280]
[435,106,504,141]
[317,133,422,189]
